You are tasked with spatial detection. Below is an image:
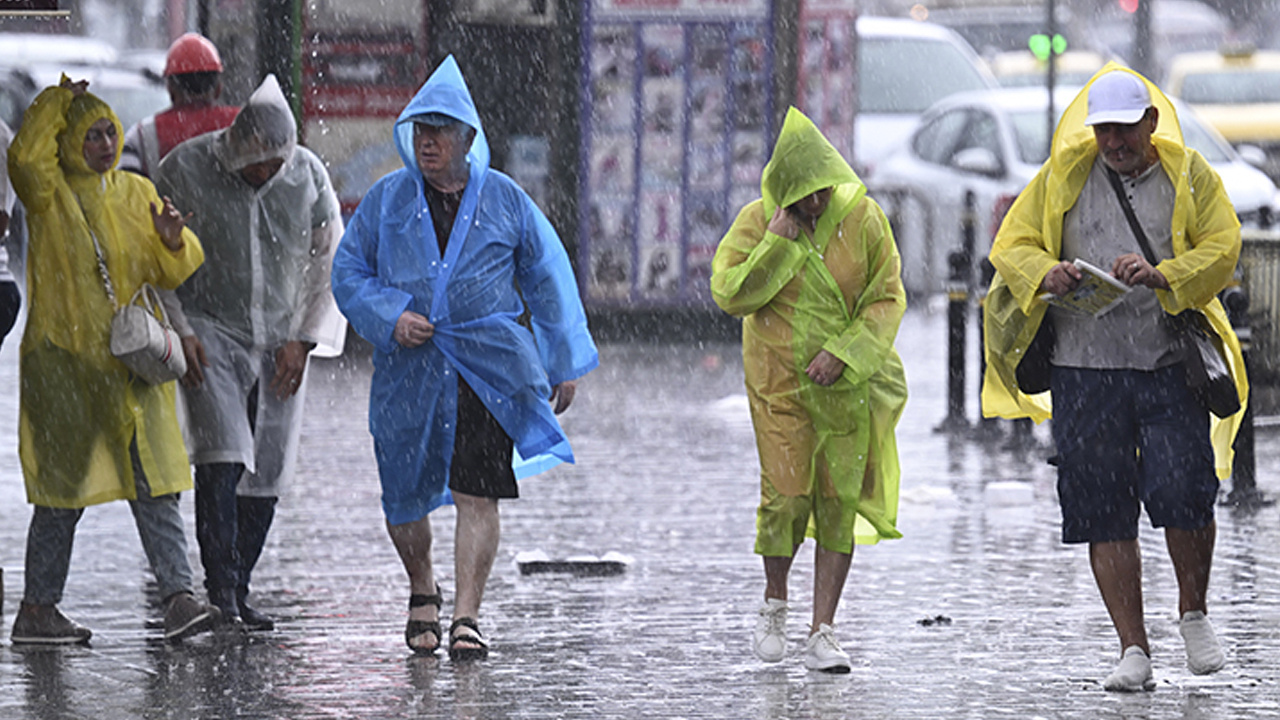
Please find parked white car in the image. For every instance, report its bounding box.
[865,87,1279,297]
[854,16,997,177]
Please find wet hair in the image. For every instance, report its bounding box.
[228,102,294,149]
[168,71,220,96]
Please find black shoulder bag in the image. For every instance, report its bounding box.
[1103,167,1240,418]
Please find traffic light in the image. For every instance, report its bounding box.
[1119,0,1139,13]
[1028,33,1067,61]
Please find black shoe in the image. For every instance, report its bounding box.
[11,602,93,645]
[238,602,275,631]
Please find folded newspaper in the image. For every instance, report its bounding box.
[1039,258,1131,317]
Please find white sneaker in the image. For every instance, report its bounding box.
[1180,610,1226,675]
[1103,645,1155,692]
[752,598,788,663]
[803,623,851,673]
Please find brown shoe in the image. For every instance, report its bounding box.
[11,602,93,645]
[163,592,221,641]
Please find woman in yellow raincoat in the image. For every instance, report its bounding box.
[7,77,218,644]
[711,108,907,673]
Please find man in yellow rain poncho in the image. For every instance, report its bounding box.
[7,77,219,644]
[983,67,1247,691]
[712,108,907,673]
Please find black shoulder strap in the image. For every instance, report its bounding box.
[1104,166,1159,266]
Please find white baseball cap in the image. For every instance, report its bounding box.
[1084,71,1151,126]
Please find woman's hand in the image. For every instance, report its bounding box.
[767,205,800,240]
[151,196,192,251]
[806,350,846,387]
[60,77,89,96]
[394,310,434,348]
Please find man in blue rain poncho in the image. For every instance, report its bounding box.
[154,75,347,631]
[332,56,597,661]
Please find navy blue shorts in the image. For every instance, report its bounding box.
[1050,365,1217,544]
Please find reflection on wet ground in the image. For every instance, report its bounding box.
[0,308,1277,718]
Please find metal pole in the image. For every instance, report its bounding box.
[936,191,975,433]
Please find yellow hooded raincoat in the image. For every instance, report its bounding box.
[982,65,1247,479]
[8,84,204,508]
[711,108,907,551]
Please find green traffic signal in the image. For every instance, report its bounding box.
[1028,33,1068,61]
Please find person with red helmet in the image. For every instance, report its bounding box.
[120,32,239,178]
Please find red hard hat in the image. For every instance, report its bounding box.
[164,33,223,76]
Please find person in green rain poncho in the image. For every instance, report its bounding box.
[711,108,908,673]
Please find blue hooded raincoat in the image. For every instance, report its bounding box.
[332,56,598,525]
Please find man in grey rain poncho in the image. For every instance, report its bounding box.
[332,55,597,661]
[154,74,346,629]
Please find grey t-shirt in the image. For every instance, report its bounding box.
[1051,156,1180,370]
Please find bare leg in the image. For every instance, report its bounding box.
[811,544,853,633]
[453,491,499,621]
[1165,521,1215,616]
[1090,539,1149,655]
[763,546,799,601]
[387,516,437,650]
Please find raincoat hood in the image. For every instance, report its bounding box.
[393,55,490,180]
[1050,63,1185,169]
[57,86,121,176]
[215,74,296,172]
[762,107,861,217]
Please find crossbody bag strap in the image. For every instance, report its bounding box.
[74,195,120,310]
[1104,166,1160,266]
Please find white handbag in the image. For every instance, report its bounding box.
[108,284,187,384]
[84,214,187,384]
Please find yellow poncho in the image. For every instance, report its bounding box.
[982,64,1247,479]
[711,108,907,549]
[8,84,204,508]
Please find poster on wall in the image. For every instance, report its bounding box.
[580,0,773,308]
[796,0,857,160]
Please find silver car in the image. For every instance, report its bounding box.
[865,86,1278,297]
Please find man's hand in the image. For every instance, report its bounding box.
[1041,261,1084,296]
[806,350,846,387]
[550,380,576,414]
[1111,252,1169,290]
[394,311,434,348]
[150,195,192,251]
[766,204,801,240]
[179,335,209,388]
[269,341,312,400]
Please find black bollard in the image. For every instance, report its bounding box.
[974,259,1002,441]
[1221,285,1270,507]
[935,192,976,433]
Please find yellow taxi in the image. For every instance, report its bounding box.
[1166,45,1280,181]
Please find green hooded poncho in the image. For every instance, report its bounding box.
[711,108,907,551]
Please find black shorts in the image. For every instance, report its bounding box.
[449,376,518,500]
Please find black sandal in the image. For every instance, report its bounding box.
[448,617,489,662]
[405,585,442,655]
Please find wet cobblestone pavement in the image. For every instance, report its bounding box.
[0,307,1278,719]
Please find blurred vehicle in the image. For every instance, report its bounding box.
[866,87,1278,296]
[919,3,1082,60]
[0,66,36,128]
[854,16,997,177]
[8,64,168,134]
[1088,0,1228,81]
[989,50,1108,88]
[0,32,117,67]
[114,48,168,82]
[1165,45,1280,183]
